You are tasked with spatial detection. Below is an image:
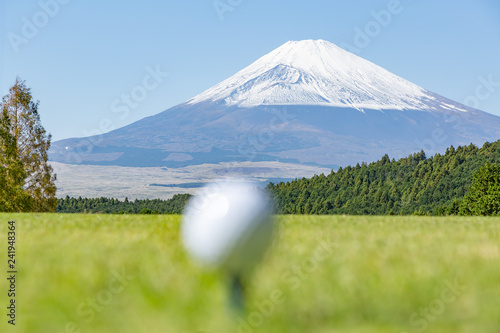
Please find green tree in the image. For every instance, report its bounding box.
[460,163,500,216]
[0,110,30,211]
[0,78,57,212]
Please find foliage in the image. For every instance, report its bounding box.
[0,78,57,211]
[56,193,192,214]
[0,110,30,211]
[266,141,500,215]
[459,163,500,215]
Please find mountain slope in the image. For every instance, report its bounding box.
[50,40,500,168]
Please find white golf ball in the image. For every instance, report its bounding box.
[182,180,274,274]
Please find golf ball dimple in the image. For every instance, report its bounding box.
[182,180,274,274]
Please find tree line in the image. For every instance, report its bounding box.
[56,141,500,216]
[56,194,191,214]
[265,141,500,216]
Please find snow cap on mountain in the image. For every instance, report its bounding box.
[188,39,439,110]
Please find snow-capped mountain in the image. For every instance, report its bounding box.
[50,40,500,169]
[188,40,463,112]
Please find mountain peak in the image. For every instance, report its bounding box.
[187,39,452,111]
[257,39,356,74]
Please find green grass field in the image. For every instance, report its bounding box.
[1,214,499,333]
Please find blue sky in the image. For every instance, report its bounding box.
[1,0,499,141]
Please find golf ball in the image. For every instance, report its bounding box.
[182,180,274,274]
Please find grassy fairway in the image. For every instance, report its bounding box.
[1,214,499,333]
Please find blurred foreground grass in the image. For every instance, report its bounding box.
[0,214,499,333]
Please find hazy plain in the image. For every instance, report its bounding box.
[51,161,331,200]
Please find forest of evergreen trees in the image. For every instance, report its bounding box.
[56,194,191,214]
[266,141,500,215]
[56,140,500,216]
